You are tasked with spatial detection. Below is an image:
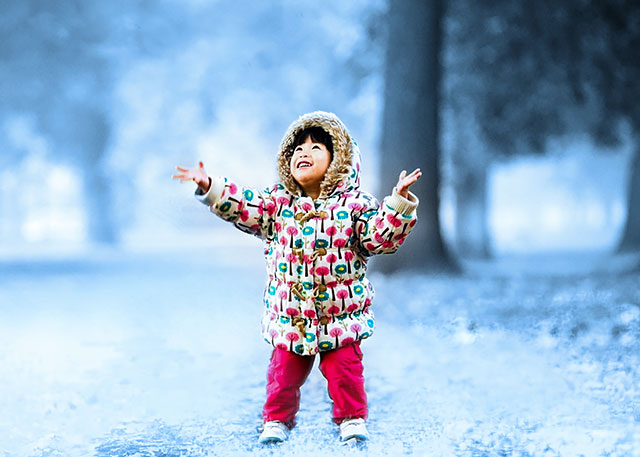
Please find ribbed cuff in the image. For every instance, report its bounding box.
[195,176,226,206]
[385,188,419,216]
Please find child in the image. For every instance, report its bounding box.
[174,111,420,443]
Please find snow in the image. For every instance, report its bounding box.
[0,248,639,456]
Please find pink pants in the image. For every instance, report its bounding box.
[263,342,368,428]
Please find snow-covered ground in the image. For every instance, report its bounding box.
[0,248,638,457]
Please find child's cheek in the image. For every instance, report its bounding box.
[290,164,300,183]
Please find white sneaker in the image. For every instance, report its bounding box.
[339,418,369,441]
[258,421,289,444]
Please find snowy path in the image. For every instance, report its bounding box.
[0,249,638,456]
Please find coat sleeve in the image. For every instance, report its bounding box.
[196,176,278,240]
[354,188,419,256]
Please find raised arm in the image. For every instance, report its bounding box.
[355,168,421,256]
[174,162,277,240]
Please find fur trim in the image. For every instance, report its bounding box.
[278,111,354,199]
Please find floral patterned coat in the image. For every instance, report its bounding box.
[197,111,418,356]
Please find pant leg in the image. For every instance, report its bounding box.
[263,346,315,429]
[319,342,368,424]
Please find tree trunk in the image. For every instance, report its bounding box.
[83,163,117,245]
[618,147,640,252]
[376,0,456,272]
[0,169,23,245]
[74,107,118,245]
[455,164,491,258]
[449,109,491,259]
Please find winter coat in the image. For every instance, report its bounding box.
[197,111,418,356]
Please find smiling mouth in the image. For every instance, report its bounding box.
[297,160,312,169]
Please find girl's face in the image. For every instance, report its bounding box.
[290,135,332,199]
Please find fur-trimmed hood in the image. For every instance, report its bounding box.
[277,111,361,199]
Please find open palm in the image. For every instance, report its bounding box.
[396,168,421,199]
[173,161,210,192]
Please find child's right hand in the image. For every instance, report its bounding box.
[173,161,210,193]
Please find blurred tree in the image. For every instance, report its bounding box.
[0,0,110,242]
[1,1,119,243]
[445,0,640,254]
[448,110,491,258]
[620,154,640,251]
[378,0,457,272]
[441,0,498,259]
[0,1,190,244]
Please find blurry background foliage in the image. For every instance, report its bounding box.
[1,0,639,268]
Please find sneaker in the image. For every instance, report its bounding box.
[258,421,289,444]
[339,418,369,441]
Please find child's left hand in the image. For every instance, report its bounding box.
[396,168,422,199]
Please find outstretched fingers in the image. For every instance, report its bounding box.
[398,168,421,188]
[403,168,422,186]
[172,165,195,182]
[173,162,209,190]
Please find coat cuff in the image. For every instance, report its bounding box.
[386,188,419,216]
[195,176,226,206]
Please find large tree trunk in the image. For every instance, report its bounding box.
[618,148,640,252]
[376,0,456,272]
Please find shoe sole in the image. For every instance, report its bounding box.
[259,437,285,444]
[342,435,368,440]
[342,436,368,447]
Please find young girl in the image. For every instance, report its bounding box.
[174,111,420,443]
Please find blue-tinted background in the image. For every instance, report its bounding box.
[1,1,639,456]
[1,0,635,256]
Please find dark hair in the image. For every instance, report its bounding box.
[291,127,334,158]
